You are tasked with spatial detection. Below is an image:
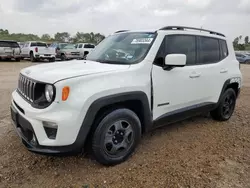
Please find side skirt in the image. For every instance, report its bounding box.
[153,102,217,128]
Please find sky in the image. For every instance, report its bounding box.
[0,0,250,40]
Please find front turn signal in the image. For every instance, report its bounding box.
[62,86,70,101]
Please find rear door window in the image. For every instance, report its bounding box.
[84,44,95,48]
[0,41,19,48]
[36,42,47,47]
[30,42,36,47]
[10,42,20,48]
[199,37,220,64]
[0,41,9,47]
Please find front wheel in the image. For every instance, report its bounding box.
[210,88,236,121]
[61,54,66,61]
[91,108,141,166]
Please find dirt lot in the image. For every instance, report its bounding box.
[0,62,250,188]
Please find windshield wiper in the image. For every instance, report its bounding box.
[97,60,129,65]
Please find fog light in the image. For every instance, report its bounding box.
[30,134,37,145]
[43,121,58,140]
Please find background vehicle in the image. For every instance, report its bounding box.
[17,42,25,49]
[50,43,81,61]
[235,52,250,64]
[21,41,56,62]
[11,26,242,166]
[0,40,21,61]
[75,43,95,59]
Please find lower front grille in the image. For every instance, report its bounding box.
[17,74,36,102]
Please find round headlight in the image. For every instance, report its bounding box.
[45,84,54,102]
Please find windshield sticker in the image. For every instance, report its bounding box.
[131,38,153,44]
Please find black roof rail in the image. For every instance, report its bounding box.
[159,26,225,37]
[114,30,129,33]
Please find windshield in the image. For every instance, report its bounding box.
[86,32,156,64]
[62,44,76,49]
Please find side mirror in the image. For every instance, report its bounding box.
[164,54,186,70]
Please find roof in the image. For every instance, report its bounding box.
[0,40,18,42]
[113,25,226,38]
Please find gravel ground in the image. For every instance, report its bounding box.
[0,62,250,188]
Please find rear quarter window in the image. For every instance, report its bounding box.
[219,40,228,60]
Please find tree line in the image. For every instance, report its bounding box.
[233,35,250,50]
[0,29,105,44]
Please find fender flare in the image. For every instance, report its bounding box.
[218,77,241,104]
[73,91,152,150]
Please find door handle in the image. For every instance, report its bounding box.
[189,72,201,78]
[220,68,228,73]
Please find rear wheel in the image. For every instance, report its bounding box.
[30,52,36,62]
[49,57,55,62]
[210,88,236,121]
[91,108,141,166]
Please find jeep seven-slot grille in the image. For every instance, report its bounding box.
[17,74,36,102]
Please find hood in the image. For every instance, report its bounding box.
[21,60,130,83]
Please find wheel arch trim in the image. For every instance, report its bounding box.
[73,91,152,150]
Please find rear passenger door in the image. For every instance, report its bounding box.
[197,36,229,103]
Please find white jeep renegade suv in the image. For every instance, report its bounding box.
[10,26,242,166]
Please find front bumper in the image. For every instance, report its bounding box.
[65,54,81,59]
[10,102,82,155]
[10,90,86,155]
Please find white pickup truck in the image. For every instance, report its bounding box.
[75,43,95,59]
[21,41,56,62]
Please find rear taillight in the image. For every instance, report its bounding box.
[35,47,38,52]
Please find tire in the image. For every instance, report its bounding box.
[61,54,66,61]
[49,57,55,62]
[210,88,236,121]
[91,108,141,166]
[15,58,20,62]
[30,52,36,62]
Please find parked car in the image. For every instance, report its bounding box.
[11,26,242,166]
[17,42,25,49]
[235,52,250,64]
[50,43,81,61]
[75,43,95,59]
[21,41,56,62]
[0,40,22,61]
